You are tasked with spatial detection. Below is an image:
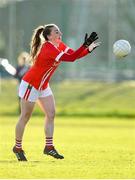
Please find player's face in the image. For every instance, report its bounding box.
[48,26,62,44]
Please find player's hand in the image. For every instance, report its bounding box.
[83,32,98,47]
[88,42,101,52]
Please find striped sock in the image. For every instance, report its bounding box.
[15,139,22,150]
[45,137,53,149]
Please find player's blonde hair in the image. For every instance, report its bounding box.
[30,24,57,63]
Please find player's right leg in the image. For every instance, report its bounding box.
[13,99,35,161]
[13,80,36,161]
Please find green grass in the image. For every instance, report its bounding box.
[0,116,135,178]
[0,79,135,178]
[1,79,135,117]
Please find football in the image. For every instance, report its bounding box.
[113,40,131,58]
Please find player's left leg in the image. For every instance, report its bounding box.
[38,91,64,159]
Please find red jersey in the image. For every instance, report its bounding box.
[23,41,89,90]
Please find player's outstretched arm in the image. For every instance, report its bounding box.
[58,45,86,62]
[60,32,100,61]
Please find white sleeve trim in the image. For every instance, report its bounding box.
[55,51,65,62]
[64,47,70,53]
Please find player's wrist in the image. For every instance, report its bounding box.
[88,42,101,53]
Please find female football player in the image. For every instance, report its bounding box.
[13,23,100,161]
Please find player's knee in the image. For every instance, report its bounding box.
[20,111,32,122]
[47,110,55,121]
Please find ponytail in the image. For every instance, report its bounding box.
[30,26,44,63]
[30,24,57,64]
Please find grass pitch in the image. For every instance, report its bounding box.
[1,79,135,117]
[0,116,134,179]
[0,79,135,178]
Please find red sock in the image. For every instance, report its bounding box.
[45,137,53,149]
[15,139,22,150]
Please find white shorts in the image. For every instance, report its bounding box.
[19,80,53,102]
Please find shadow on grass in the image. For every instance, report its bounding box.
[0,111,135,119]
[0,160,40,163]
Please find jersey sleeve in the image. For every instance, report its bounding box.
[66,48,89,59]
[46,42,87,62]
[57,45,86,62]
[58,42,89,62]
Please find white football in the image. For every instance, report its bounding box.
[113,40,131,58]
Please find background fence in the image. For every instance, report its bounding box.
[0,0,135,81]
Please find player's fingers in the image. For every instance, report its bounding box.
[85,33,88,41]
[94,42,101,47]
